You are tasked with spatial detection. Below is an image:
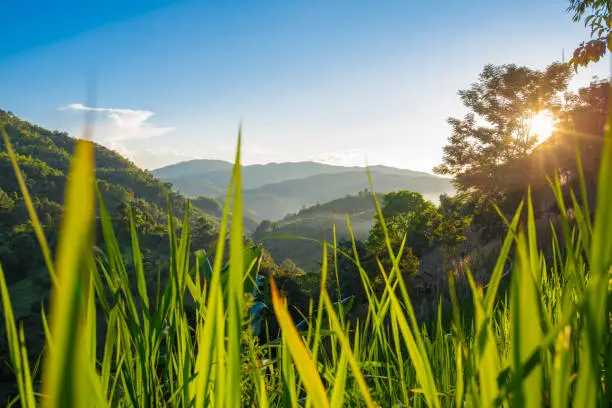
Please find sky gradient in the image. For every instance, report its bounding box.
[1,0,610,172]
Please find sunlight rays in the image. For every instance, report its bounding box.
[529,110,556,143]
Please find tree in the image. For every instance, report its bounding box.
[0,188,14,212]
[252,220,273,241]
[567,0,612,69]
[433,63,572,199]
[430,193,472,259]
[191,216,218,251]
[279,259,305,276]
[367,191,437,258]
[508,79,610,212]
[191,196,222,216]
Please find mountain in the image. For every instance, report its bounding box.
[152,159,233,179]
[251,193,382,272]
[153,160,454,220]
[154,160,423,191]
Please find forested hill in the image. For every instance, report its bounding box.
[0,109,222,305]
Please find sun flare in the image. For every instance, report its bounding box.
[529,110,556,143]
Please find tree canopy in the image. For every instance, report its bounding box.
[367,191,437,262]
[567,0,612,69]
[433,63,572,199]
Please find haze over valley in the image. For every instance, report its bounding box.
[153,159,454,220]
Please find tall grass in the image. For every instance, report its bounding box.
[1,103,611,407]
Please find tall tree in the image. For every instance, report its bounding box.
[430,193,473,259]
[433,63,572,199]
[567,0,612,69]
[367,191,437,259]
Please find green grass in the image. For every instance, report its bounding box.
[1,102,611,407]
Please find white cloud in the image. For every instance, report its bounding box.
[59,103,174,154]
[311,149,370,167]
[132,143,285,170]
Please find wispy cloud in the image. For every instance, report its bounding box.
[311,149,370,167]
[59,103,174,154]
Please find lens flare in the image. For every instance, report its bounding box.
[529,110,555,143]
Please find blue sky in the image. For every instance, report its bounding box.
[1,0,610,171]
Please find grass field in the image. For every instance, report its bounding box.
[1,106,611,407]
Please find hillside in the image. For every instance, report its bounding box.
[0,109,237,400]
[0,109,224,314]
[251,193,383,272]
[153,159,454,220]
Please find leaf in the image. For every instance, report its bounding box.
[0,264,37,408]
[42,139,97,408]
[270,278,330,408]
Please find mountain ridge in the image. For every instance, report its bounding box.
[153,159,440,181]
[153,159,454,220]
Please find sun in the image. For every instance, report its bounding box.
[528,110,556,143]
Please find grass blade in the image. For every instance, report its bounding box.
[270,278,330,408]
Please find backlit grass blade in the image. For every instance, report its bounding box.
[455,340,464,408]
[330,348,349,407]
[129,208,149,313]
[311,244,328,364]
[247,334,269,408]
[321,292,378,408]
[270,278,330,408]
[573,85,612,408]
[42,139,96,408]
[574,146,592,231]
[510,232,542,408]
[466,268,500,406]
[17,324,36,408]
[551,325,572,408]
[227,127,244,408]
[0,264,36,408]
[484,200,523,315]
[378,267,440,408]
[194,130,236,407]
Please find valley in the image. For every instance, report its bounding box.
[153,159,454,220]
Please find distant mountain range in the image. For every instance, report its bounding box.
[153,159,454,220]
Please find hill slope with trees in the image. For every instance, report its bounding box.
[0,109,227,315]
[251,192,383,272]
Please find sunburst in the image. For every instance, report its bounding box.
[529,110,556,143]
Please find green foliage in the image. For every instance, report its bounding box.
[252,193,381,272]
[0,112,611,407]
[0,187,15,211]
[367,190,438,258]
[567,0,612,69]
[190,195,223,216]
[485,79,610,219]
[191,215,219,251]
[0,109,222,283]
[433,63,571,198]
[0,109,231,399]
[429,193,473,256]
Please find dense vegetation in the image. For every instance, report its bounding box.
[0,1,611,406]
[1,106,611,405]
[0,110,228,397]
[0,108,225,288]
[0,109,321,400]
[251,192,382,272]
